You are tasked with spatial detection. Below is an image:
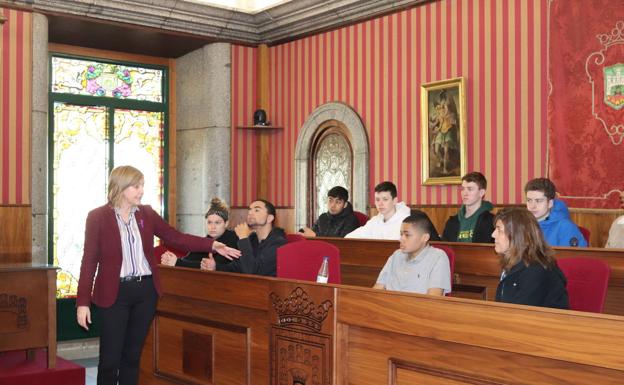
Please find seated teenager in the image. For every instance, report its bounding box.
[160,197,238,268]
[525,178,587,247]
[301,186,360,237]
[606,191,624,248]
[492,207,569,309]
[373,213,451,296]
[442,171,494,243]
[345,181,410,240]
[201,199,287,276]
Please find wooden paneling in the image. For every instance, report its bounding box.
[155,315,245,384]
[569,208,623,248]
[338,287,624,384]
[318,237,624,315]
[367,204,621,248]
[0,265,57,368]
[48,43,173,66]
[0,206,31,263]
[47,13,215,59]
[141,268,624,384]
[142,268,272,385]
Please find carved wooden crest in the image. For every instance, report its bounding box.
[270,287,332,332]
[270,285,333,385]
[0,293,28,330]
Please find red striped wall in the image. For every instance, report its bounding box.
[231,45,258,207]
[231,0,549,207]
[0,8,31,205]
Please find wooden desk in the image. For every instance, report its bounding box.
[315,237,624,315]
[140,267,624,384]
[0,264,58,368]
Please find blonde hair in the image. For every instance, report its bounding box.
[205,197,230,221]
[108,166,144,208]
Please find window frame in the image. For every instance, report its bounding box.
[47,52,170,264]
[308,119,354,225]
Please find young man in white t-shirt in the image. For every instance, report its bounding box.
[345,181,410,240]
[374,212,451,296]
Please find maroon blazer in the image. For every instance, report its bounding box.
[76,204,215,308]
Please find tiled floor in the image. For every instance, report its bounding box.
[71,357,98,385]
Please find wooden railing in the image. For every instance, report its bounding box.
[140,266,624,384]
[230,205,624,247]
[315,237,624,316]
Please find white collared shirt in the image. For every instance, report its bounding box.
[114,206,152,277]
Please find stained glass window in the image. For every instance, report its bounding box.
[51,56,164,102]
[114,109,165,214]
[52,103,108,298]
[314,133,352,219]
[50,54,167,299]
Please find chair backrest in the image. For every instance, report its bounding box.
[277,240,341,284]
[353,211,369,227]
[432,244,455,290]
[286,233,306,243]
[578,226,591,244]
[558,257,610,313]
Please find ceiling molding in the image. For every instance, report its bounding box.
[2,0,430,45]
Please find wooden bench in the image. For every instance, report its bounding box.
[140,266,624,384]
[315,237,624,315]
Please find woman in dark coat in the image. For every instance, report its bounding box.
[492,207,569,309]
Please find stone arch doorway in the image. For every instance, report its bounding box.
[294,102,369,230]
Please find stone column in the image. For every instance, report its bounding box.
[175,42,231,235]
[31,13,48,265]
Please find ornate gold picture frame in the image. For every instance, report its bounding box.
[421,77,467,185]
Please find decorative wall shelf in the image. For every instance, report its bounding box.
[236,125,283,130]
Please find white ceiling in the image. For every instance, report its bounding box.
[181,0,292,14]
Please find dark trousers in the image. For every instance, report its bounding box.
[97,277,158,385]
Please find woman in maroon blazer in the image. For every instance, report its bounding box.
[76,165,239,385]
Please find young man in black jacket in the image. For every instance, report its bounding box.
[301,186,360,238]
[202,199,287,276]
[442,171,495,243]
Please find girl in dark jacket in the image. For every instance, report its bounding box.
[492,207,569,309]
[161,197,239,268]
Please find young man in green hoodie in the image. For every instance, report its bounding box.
[442,171,495,243]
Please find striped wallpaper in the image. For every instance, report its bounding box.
[231,0,549,207]
[0,8,31,205]
[231,45,258,207]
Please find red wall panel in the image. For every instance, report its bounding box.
[231,0,549,207]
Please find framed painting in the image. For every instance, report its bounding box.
[421,77,467,185]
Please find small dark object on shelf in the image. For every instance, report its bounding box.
[253,109,269,126]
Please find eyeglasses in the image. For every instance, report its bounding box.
[526,198,548,204]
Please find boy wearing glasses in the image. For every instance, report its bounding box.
[524,178,587,247]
